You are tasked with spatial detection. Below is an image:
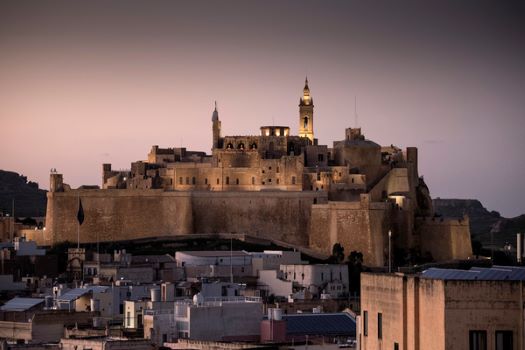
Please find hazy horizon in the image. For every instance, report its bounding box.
[1,0,524,217]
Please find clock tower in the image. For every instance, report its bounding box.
[298,77,314,143]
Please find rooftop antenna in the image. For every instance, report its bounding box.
[354,96,358,128]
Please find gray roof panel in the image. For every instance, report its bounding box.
[0,297,44,311]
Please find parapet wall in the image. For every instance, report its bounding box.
[44,189,326,247]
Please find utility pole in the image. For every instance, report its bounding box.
[11,199,15,241]
[230,236,233,283]
[388,230,392,273]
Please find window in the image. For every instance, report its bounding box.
[304,116,308,128]
[179,177,183,185]
[192,177,195,185]
[226,177,229,185]
[186,177,189,185]
[495,331,512,350]
[276,166,280,173]
[277,179,280,184]
[217,178,220,185]
[252,177,255,185]
[321,272,324,281]
[292,176,296,185]
[378,313,383,339]
[394,343,399,350]
[236,178,239,185]
[363,311,368,336]
[205,178,208,185]
[469,330,487,350]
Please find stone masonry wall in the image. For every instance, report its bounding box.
[309,195,391,266]
[44,189,326,247]
[417,216,472,261]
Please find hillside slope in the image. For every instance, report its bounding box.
[0,170,47,217]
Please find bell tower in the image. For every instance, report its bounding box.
[298,77,314,143]
[212,101,221,150]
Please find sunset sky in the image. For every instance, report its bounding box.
[1,0,524,217]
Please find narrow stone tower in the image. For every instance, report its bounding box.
[298,78,314,143]
[212,101,221,150]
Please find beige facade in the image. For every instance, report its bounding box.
[44,80,472,267]
[360,272,524,350]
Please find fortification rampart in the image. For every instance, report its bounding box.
[417,216,472,261]
[309,195,392,266]
[44,189,326,247]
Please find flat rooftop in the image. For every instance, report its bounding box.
[421,265,525,281]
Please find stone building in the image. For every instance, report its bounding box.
[43,79,472,267]
[359,266,525,350]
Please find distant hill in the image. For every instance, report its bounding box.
[0,170,47,217]
[433,198,525,248]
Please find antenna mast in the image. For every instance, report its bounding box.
[354,96,358,127]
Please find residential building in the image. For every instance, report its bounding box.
[360,266,525,350]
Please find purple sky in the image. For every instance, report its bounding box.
[1,0,524,217]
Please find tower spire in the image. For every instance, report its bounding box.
[212,101,219,121]
[212,101,221,150]
[298,78,314,143]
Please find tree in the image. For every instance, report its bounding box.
[331,243,345,263]
[347,251,364,295]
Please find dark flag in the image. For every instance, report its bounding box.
[77,198,85,225]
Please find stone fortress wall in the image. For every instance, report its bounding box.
[44,186,326,247]
[43,79,472,267]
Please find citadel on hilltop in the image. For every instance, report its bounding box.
[42,79,472,266]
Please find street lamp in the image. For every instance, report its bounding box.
[388,230,392,273]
